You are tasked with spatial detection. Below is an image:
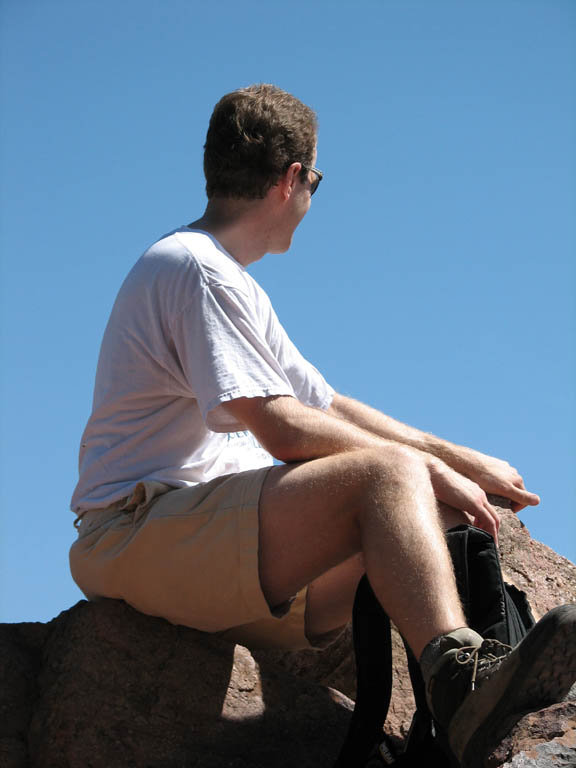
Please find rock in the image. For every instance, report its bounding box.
[26,599,353,768]
[488,699,576,767]
[0,622,47,768]
[1,500,574,767]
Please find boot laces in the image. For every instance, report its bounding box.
[455,639,512,691]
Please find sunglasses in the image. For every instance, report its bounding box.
[302,165,323,196]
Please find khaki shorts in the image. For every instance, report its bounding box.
[70,467,312,650]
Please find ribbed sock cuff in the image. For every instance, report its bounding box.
[419,627,483,684]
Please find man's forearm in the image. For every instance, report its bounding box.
[328,393,481,476]
[222,394,423,465]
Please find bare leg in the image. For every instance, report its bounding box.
[304,553,364,641]
[302,504,476,642]
[258,447,467,659]
[437,501,476,530]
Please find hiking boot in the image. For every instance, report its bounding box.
[425,604,576,768]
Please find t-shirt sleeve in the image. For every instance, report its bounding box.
[170,281,332,432]
[265,304,334,412]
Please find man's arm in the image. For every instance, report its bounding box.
[221,394,502,537]
[328,393,540,512]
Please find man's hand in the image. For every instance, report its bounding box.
[455,451,540,513]
[427,459,501,541]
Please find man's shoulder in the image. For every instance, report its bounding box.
[175,228,246,283]
[127,228,226,288]
[126,226,269,313]
[111,228,201,309]
[140,227,202,271]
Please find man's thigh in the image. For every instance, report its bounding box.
[257,451,382,609]
[257,452,474,634]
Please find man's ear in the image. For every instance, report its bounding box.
[277,162,302,201]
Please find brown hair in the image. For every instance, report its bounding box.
[204,84,317,200]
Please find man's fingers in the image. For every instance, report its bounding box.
[485,501,500,542]
[466,498,500,543]
[505,485,540,508]
[471,506,499,544]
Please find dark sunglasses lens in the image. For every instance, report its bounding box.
[310,173,320,196]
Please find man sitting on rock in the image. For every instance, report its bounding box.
[70,84,576,768]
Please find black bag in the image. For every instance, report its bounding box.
[333,524,536,768]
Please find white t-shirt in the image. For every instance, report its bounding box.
[71,227,334,513]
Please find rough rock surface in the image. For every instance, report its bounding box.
[1,501,574,767]
[1,600,352,768]
[489,701,576,767]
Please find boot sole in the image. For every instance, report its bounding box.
[446,604,576,768]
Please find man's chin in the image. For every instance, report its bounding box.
[268,238,292,255]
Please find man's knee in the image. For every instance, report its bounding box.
[334,447,433,535]
[343,445,429,491]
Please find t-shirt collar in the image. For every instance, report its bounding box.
[181,226,246,271]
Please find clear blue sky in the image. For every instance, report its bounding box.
[1,0,574,624]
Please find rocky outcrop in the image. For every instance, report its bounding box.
[0,600,352,768]
[1,503,574,767]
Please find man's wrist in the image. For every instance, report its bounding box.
[416,438,481,477]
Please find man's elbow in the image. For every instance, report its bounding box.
[253,419,308,464]
[220,394,306,463]
[263,437,306,465]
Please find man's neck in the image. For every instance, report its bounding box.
[188,198,277,267]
